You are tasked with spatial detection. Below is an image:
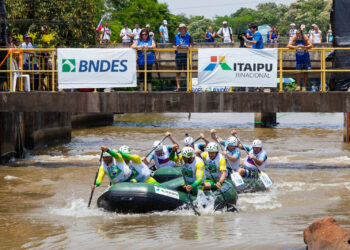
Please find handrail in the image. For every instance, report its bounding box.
[1,47,350,93]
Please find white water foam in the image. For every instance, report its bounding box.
[4,175,19,180]
[269,155,350,165]
[238,192,282,211]
[27,154,99,163]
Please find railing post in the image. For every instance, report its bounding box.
[144,48,147,92]
[322,49,326,92]
[51,51,55,92]
[189,48,192,92]
[186,49,189,92]
[279,49,283,92]
[9,49,13,92]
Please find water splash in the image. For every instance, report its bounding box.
[4,175,20,180]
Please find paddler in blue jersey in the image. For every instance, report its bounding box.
[143,132,179,169]
[238,139,267,178]
[183,133,209,156]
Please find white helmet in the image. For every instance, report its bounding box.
[153,141,163,151]
[119,145,131,154]
[252,139,263,148]
[207,142,219,152]
[182,147,194,158]
[227,136,238,147]
[184,136,194,146]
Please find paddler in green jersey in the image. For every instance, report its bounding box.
[118,145,160,185]
[91,146,133,190]
[176,147,205,195]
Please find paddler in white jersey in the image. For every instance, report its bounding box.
[183,133,209,156]
[143,132,179,169]
[238,139,267,178]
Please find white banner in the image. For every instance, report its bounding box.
[57,48,137,89]
[198,48,277,87]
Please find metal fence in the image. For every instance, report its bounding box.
[0,47,349,93]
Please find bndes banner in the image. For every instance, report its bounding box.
[198,48,277,87]
[58,48,137,89]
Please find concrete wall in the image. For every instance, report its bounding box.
[1,92,350,113]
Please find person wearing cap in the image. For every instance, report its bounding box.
[118,145,160,185]
[143,131,179,169]
[133,23,141,42]
[91,146,133,190]
[159,20,169,44]
[201,142,227,190]
[244,24,263,49]
[300,24,306,33]
[19,35,34,67]
[287,29,313,91]
[289,23,296,42]
[145,24,154,40]
[204,26,215,43]
[100,21,111,44]
[172,23,193,92]
[245,24,253,42]
[237,139,267,178]
[120,23,133,43]
[217,21,234,43]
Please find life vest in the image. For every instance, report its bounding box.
[102,158,132,183]
[182,156,205,185]
[154,145,175,169]
[129,161,151,182]
[202,152,226,181]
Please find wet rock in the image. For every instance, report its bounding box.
[304,217,350,250]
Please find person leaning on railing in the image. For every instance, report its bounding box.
[131,29,156,92]
[287,30,313,92]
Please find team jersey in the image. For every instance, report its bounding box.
[201,152,227,181]
[243,145,268,171]
[147,145,176,168]
[95,150,132,186]
[220,140,241,171]
[119,151,151,182]
[177,154,205,188]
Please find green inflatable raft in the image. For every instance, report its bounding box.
[97,176,238,213]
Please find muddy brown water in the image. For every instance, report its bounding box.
[1,113,350,249]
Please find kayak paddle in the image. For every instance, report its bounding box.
[88,151,103,208]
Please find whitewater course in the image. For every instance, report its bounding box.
[1,112,350,249]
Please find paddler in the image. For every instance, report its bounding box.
[143,131,179,169]
[238,139,267,178]
[118,145,160,185]
[177,146,205,194]
[201,142,227,190]
[184,133,209,156]
[210,129,241,175]
[91,146,133,190]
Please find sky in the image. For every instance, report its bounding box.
[159,0,296,19]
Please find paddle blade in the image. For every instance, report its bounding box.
[230,172,244,187]
[259,171,273,188]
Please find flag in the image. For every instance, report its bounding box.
[96,16,104,36]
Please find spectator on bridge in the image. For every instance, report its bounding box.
[266,27,273,43]
[19,35,35,68]
[133,23,141,42]
[327,27,333,43]
[204,26,215,43]
[308,24,316,39]
[145,24,155,41]
[271,27,280,43]
[312,25,322,44]
[289,23,296,42]
[245,24,253,41]
[100,21,111,44]
[131,29,156,92]
[14,38,20,48]
[120,23,133,43]
[287,30,313,91]
[244,24,263,49]
[300,24,306,33]
[159,20,169,44]
[217,21,234,43]
[173,23,193,92]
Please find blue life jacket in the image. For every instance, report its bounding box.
[295,35,310,64]
[175,33,191,55]
[137,39,155,65]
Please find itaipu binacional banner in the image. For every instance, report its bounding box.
[198,48,278,87]
[57,48,137,89]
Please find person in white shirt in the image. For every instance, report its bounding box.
[217,21,234,43]
[289,23,296,41]
[308,24,316,39]
[133,23,141,42]
[100,21,111,44]
[19,35,34,67]
[312,25,322,44]
[120,23,134,43]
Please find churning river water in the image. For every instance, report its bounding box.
[1,113,350,249]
